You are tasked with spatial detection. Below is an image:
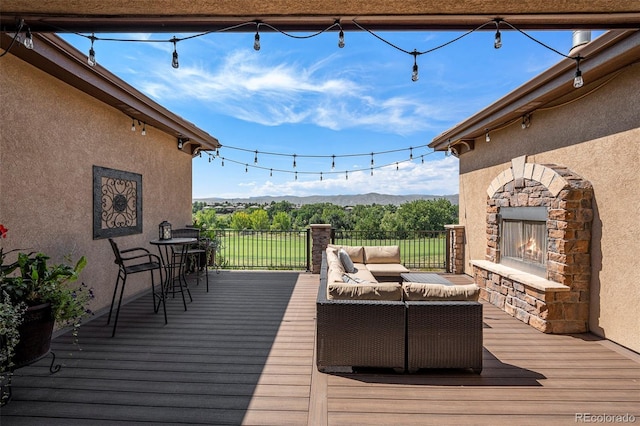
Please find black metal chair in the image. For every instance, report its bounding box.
[172,228,210,292]
[108,238,166,337]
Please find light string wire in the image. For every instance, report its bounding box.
[5,17,585,66]
[220,142,432,159]
[210,149,437,178]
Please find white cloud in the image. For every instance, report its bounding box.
[134,49,458,135]
[210,156,459,198]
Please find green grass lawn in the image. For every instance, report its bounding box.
[212,230,446,270]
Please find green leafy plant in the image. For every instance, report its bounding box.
[0,225,93,403]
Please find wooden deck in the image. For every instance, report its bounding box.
[2,271,639,425]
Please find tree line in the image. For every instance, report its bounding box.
[193,199,458,236]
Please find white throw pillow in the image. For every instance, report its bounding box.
[338,248,357,273]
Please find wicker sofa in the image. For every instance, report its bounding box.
[316,247,483,374]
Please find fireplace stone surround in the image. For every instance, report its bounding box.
[470,156,593,333]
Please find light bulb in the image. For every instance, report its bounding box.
[23,27,33,50]
[131,118,136,132]
[88,47,96,67]
[171,39,179,69]
[254,151,258,163]
[293,154,297,168]
[446,145,452,157]
[172,50,179,69]
[141,123,146,136]
[573,69,584,88]
[371,153,374,166]
[270,169,273,177]
[295,171,298,181]
[345,171,348,180]
[370,168,373,176]
[338,30,345,48]
[411,63,419,82]
[254,31,261,51]
[331,155,335,170]
[485,131,491,143]
[409,147,413,160]
[494,30,502,49]
[88,34,96,66]
[320,172,323,181]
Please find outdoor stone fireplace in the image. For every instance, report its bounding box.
[471,156,593,333]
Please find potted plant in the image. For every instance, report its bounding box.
[0,225,93,405]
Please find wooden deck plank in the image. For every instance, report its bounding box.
[2,271,639,425]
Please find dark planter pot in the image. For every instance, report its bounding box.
[13,303,54,369]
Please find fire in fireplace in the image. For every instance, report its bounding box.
[499,207,547,277]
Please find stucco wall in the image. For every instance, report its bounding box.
[457,65,640,353]
[0,54,194,320]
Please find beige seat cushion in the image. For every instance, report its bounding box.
[327,282,403,301]
[363,245,401,264]
[403,282,480,301]
[345,266,377,283]
[328,244,364,263]
[365,263,410,277]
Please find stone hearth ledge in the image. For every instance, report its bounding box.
[469,260,569,293]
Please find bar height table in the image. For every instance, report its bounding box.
[150,237,197,311]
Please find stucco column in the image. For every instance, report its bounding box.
[445,224,465,274]
[310,224,332,274]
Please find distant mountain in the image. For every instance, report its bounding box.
[194,193,458,207]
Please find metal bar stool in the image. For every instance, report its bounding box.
[108,238,166,337]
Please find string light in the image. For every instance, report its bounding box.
[521,114,531,129]
[23,26,33,49]
[293,154,297,168]
[254,150,258,163]
[331,155,336,170]
[485,130,491,143]
[88,33,96,66]
[370,153,374,166]
[141,122,146,136]
[320,172,323,181]
[421,155,425,164]
[171,37,179,69]
[270,168,273,177]
[411,50,419,82]
[245,163,248,172]
[370,168,374,176]
[295,171,298,181]
[396,162,399,171]
[337,20,345,49]
[494,19,502,49]
[254,25,261,51]
[62,18,589,89]
[409,147,413,160]
[574,56,584,88]
[131,118,136,131]
[345,171,348,180]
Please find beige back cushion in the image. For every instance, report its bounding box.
[363,245,401,264]
[327,244,364,263]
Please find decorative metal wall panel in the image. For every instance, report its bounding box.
[93,166,142,239]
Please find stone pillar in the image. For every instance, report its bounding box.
[310,224,332,274]
[445,224,465,274]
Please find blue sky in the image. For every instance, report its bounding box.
[60,26,588,199]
